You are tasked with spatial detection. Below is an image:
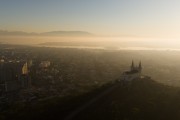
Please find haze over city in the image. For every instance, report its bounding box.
[1,1,180,120]
[1,0,180,47]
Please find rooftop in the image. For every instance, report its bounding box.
[124,69,140,75]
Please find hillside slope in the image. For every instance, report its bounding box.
[2,77,180,120]
[74,77,180,120]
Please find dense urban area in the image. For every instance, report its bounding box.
[1,44,180,119]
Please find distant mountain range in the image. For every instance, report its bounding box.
[0,30,94,37]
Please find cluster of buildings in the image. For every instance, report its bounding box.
[39,61,51,68]
[0,59,32,98]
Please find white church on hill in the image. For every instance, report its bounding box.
[120,61,142,81]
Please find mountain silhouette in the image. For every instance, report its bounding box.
[0,30,93,37]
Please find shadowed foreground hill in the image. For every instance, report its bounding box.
[2,77,180,120]
[73,78,180,120]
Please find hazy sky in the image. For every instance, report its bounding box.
[0,0,180,38]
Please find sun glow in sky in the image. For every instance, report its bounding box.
[0,0,180,38]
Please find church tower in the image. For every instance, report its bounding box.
[138,61,142,72]
[131,60,134,71]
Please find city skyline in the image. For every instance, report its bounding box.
[1,0,180,38]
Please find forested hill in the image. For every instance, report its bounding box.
[72,77,180,120]
[3,77,180,120]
